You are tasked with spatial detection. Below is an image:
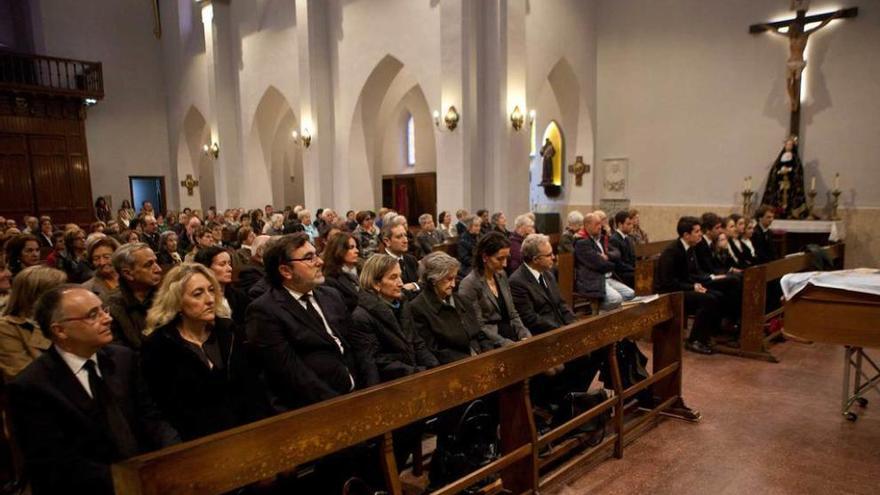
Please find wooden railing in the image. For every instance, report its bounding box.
[716,242,845,362]
[0,50,104,99]
[112,294,691,495]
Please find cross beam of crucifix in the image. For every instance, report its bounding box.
[749,4,858,137]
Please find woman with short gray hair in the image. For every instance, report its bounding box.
[410,252,491,364]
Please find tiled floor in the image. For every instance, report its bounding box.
[552,340,880,495]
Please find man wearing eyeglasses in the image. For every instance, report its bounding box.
[8,285,179,495]
[246,233,368,411]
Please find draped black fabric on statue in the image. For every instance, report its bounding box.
[761,143,808,219]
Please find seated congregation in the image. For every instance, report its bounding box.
[0,201,782,494]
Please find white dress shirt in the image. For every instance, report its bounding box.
[56,346,100,398]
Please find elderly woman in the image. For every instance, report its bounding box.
[353,211,380,259]
[0,266,67,379]
[81,236,120,297]
[456,215,482,277]
[321,232,361,313]
[194,246,250,330]
[56,228,92,284]
[184,226,215,262]
[5,234,42,277]
[351,254,438,386]
[299,209,318,243]
[459,231,531,348]
[410,252,491,364]
[156,230,182,272]
[263,213,285,235]
[142,263,270,441]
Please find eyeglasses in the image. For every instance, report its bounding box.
[535,251,555,259]
[287,253,321,266]
[58,305,110,324]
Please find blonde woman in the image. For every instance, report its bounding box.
[141,263,270,441]
[0,266,67,379]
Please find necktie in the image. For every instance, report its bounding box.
[83,360,139,459]
[299,293,325,329]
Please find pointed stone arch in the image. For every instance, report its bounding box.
[245,86,304,208]
[176,105,213,210]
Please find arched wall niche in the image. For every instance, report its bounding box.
[176,105,213,210]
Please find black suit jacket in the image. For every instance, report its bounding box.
[246,285,366,410]
[574,237,615,298]
[609,231,636,282]
[8,345,179,495]
[694,237,726,275]
[509,264,576,335]
[751,225,777,264]
[323,271,360,313]
[654,240,708,293]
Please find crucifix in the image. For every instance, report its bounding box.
[568,156,590,187]
[180,174,199,196]
[749,1,858,136]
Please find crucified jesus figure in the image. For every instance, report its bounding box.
[751,2,856,114]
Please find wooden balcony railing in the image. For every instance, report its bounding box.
[0,50,104,99]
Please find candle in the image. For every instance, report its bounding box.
[834,173,840,191]
[811,176,816,191]
[743,177,748,191]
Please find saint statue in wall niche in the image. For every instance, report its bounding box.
[540,139,555,186]
[761,136,808,219]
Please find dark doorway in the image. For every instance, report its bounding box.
[129,176,166,215]
[381,172,436,226]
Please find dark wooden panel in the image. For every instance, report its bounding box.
[412,173,436,221]
[0,134,34,216]
[29,135,71,211]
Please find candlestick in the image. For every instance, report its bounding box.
[806,189,818,218]
[810,176,816,192]
[834,173,840,191]
[830,189,842,220]
[742,189,755,217]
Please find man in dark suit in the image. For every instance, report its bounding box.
[751,205,777,264]
[609,210,636,288]
[9,285,179,495]
[510,233,606,430]
[654,217,723,354]
[381,222,421,297]
[415,213,445,258]
[246,233,368,410]
[691,212,743,321]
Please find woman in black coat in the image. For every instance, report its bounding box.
[321,232,360,313]
[194,246,250,332]
[409,252,492,364]
[456,215,482,279]
[351,254,438,386]
[142,263,271,441]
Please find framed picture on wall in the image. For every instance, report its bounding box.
[601,157,629,199]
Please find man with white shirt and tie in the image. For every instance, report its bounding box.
[381,221,421,297]
[9,285,179,495]
[574,213,635,310]
[246,233,369,411]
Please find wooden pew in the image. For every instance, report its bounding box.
[431,240,458,257]
[112,295,694,495]
[633,240,674,296]
[714,242,845,363]
[556,252,600,315]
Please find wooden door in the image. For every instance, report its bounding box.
[0,134,36,218]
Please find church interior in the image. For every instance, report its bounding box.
[0,0,878,494]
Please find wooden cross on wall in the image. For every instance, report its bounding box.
[749,2,858,137]
[181,174,199,196]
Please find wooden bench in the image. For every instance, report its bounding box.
[431,240,458,257]
[633,240,673,296]
[112,294,694,495]
[713,242,846,363]
[556,252,600,315]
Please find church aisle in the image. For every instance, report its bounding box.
[554,340,880,495]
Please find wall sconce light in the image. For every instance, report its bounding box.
[291,128,312,149]
[510,105,525,131]
[434,106,460,131]
[202,142,220,159]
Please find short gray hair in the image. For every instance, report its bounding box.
[297,209,311,221]
[521,234,550,262]
[566,210,584,228]
[514,213,534,230]
[112,242,152,273]
[463,215,481,228]
[419,252,460,286]
[418,213,433,227]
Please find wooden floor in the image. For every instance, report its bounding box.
[550,340,880,495]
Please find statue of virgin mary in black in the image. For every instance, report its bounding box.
[761,136,808,219]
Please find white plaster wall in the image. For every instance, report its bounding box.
[596,0,880,208]
[33,0,172,211]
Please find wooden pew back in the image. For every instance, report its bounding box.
[634,239,674,296]
[736,242,845,361]
[431,240,458,257]
[113,295,686,495]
